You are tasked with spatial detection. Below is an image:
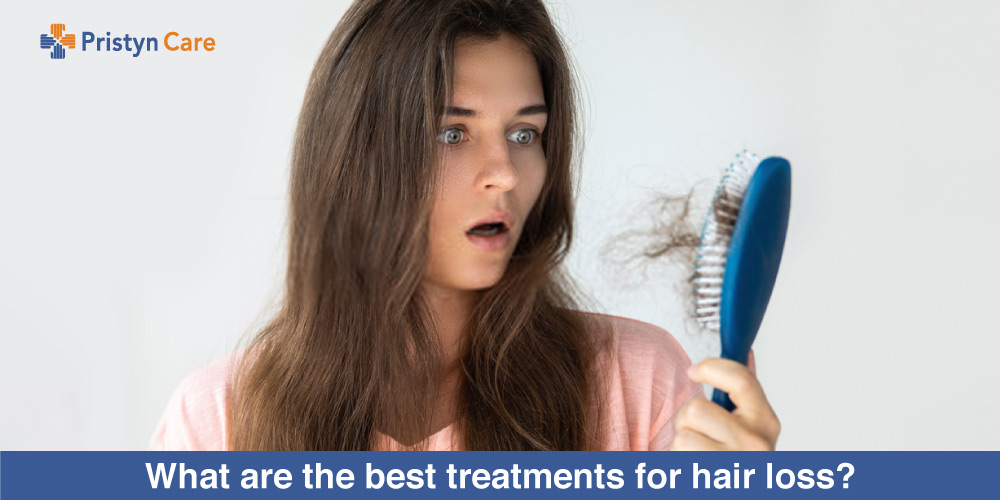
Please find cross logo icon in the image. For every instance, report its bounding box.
[40,24,76,59]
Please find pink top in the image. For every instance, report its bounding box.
[147,313,752,451]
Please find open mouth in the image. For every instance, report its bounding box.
[465,219,512,252]
[465,221,509,237]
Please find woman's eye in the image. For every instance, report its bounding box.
[438,128,464,145]
[508,129,536,145]
[438,128,537,146]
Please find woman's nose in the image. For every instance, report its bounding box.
[475,135,519,192]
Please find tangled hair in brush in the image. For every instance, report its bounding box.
[600,185,704,323]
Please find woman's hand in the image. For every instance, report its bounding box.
[670,358,781,451]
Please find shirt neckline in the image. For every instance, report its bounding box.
[376,422,456,450]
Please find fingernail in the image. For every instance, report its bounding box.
[687,364,697,377]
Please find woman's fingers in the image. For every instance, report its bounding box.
[681,358,781,450]
[688,358,771,421]
[670,424,726,451]
[674,397,745,445]
[673,397,772,451]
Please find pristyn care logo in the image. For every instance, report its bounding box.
[40,24,75,59]
[38,23,215,60]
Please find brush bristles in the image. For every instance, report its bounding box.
[693,150,760,332]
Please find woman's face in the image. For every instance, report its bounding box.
[424,33,548,295]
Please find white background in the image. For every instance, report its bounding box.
[2,0,997,450]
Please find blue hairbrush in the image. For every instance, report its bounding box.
[692,150,791,411]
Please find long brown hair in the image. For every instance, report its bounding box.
[227,0,613,451]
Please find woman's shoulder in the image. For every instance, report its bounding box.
[578,312,705,450]
[147,349,245,451]
[580,312,693,367]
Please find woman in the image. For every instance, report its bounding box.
[148,0,779,451]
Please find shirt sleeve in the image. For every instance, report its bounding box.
[595,313,705,451]
[147,354,233,451]
[647,347,705,451]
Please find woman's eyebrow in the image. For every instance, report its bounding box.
[444,104,548,117]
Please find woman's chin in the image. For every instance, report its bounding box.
[422,268,506,295]
[461,264,509,290]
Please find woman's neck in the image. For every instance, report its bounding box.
[421,281,476,375]
[416,281,475,438]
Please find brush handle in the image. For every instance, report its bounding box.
[712,387,737,412]
[713,157,791,412]
[711,346,750,411]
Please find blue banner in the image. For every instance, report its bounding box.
[1,451,995,498]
